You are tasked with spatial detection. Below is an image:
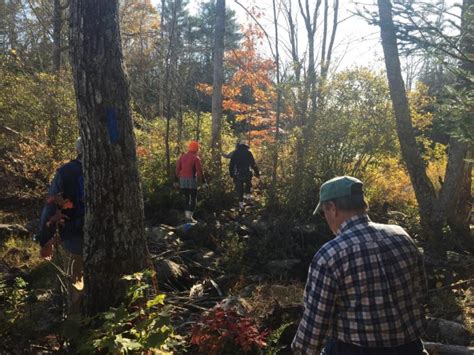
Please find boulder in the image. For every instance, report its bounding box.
[154,259,189,287]
[423,342,474,355]
[146,225,181,254]
[220,295,250,315]
[425,318,471,346]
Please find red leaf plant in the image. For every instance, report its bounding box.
[191,306,268,354]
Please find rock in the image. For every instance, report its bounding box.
[189,279,223,298]
[189,282,205,298]
[220,295,250,315]
[0,223,30,239]
[239,284,257,298]
[154,259,189,286]
[425,318,471,346]
[423,342,474,355]
[146,225,181,254]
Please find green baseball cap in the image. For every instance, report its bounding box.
[313,176,364,215]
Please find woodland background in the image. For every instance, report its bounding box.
[0,0,472,353]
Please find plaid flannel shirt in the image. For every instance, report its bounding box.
[292,214,427,354]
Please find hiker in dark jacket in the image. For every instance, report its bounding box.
[38,137,84,313]
[229,143,260,208]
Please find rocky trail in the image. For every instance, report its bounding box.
[1,194,473,353]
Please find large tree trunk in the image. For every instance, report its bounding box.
[270,0,282,206]
[377,0,469,242]
[292,0,321,204]
[378,0,437,236]
[211,0,225,175]
[47,0,63,156]
[52,0,62,72]
[447,0,473,242]
[448,149,472,240]
[69,0,147,315]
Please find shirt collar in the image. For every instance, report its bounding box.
[337,213,370,235]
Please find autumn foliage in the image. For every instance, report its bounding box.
[197,25,277,145]
[191,306,268,354]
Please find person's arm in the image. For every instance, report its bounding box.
[175,155,182,181]
[38,171,64,255]
[229,154,236,178]
[222,151,232,159]
[194,156,203,182]
[249,151,260,177]
[291,256,337,354]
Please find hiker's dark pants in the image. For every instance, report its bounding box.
[181,188,197,212]
[234,178,251,202]
[322,339,427,355]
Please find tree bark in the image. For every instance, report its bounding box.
[292,0,321,203]
[52,0,62,72]
[69,0,147,315]
[270,0,282,206]
[211,0,225,175]
[446,0,473,241]
[377,0,438,236]
[377,0,470,242]
[448,149,472,240]
[47,0,64,155]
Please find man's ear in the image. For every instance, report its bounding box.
[328,201,337,216]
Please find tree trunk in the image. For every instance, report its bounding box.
[448,149,472,240]
[377,0,438,237]
[270,0,282,206]
[446,0,473,242]
[52,0,62,72]
[176,105,183,154]
[292,0,321,203]
[377,0,470,243]
[47,0,63,155]
[69,0,147,315]
[211,0,225,175]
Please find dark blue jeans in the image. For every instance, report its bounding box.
[321,339,427,355]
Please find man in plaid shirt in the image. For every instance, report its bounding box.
[292,176,427,355]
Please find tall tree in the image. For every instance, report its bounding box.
[377,0,470,244]
[211,0,225,174]
[270,0,282,206]
[69,0,147,314]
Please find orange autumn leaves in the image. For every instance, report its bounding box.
[197,26,277,145]
[46,194,74,228]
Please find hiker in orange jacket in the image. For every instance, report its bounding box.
[176,141,203,223]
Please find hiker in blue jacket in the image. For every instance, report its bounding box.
[37,138,84,312]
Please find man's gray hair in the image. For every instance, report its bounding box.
[322,195,368,212]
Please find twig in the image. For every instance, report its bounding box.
[428,278,474,293]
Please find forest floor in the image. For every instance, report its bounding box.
[0,192,473,353]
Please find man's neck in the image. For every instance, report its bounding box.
[335,212,366,234]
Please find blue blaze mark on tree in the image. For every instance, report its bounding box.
[106,108,119,143]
